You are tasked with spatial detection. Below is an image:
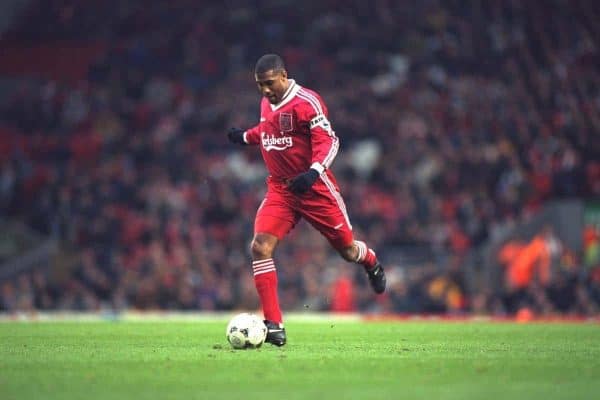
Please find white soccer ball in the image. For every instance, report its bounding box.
[226,313,268,349]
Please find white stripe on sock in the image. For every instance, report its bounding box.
[252,258,276,275]
[252,258,273,267]
[253,262,274,270]
[253,264,275,273]
[253,268,276,276]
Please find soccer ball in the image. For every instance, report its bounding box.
[226,313,268,349]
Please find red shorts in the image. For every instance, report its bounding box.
[254,174,354,249]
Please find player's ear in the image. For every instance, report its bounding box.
[280,69,287,80]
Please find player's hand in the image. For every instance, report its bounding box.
[227,127,246,145]
[287,169,320,194]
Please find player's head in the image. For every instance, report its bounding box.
[254,54,289,104]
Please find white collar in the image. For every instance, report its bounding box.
[270,79,300,111]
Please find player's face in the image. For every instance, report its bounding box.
[255,69,288,104]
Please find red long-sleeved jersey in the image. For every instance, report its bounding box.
[243,80,339,181]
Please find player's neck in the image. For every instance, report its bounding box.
[278,79,294,103]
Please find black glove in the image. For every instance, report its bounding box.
[287,169,320,194]
[227,127,246,145]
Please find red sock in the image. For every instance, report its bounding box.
[252,258,282,324]
[354,240,378,269]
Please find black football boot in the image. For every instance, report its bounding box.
[366,262,386,294]
[264,320,287,346]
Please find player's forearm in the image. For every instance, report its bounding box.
[243,125,262,145]
[310,134,339,170]
[309,162,325,174]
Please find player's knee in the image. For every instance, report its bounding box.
[337,245,357,262]
[250,235,276,259]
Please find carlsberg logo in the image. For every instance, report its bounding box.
[261,133,293,151]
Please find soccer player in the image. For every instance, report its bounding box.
[227,54,386,346]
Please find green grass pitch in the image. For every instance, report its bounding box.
[1,319,599,399]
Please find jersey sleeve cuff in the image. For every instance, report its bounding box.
[243,131,249,144]
[310,162,325,174]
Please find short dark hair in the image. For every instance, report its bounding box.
[255,54,286,75]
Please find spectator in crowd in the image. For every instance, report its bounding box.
[1,0,599,316]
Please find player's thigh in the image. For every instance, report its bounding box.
[254,193,300,240]
[299,187,354,250]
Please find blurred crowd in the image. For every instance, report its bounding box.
[474,225,600,318]
[1,0,599,316]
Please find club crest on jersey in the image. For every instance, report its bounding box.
[261,132,293,151]
[279,112,293,133]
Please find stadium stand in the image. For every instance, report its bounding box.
[1,0,599,316]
